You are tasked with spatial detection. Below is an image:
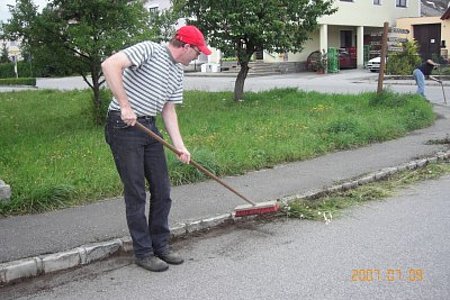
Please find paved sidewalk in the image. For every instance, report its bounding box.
[1,71,450,284]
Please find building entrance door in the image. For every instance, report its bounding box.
[413,24,441,60]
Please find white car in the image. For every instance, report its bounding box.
[367,56,381,72]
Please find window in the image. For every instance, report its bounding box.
[396,0,406,7]
[340,31,353,48]
[374,0,381,5]
[148,5,159,13]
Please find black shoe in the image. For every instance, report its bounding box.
[156,250,184,265]
[135,255,169,272]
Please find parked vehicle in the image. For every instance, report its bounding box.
[338,49,356,69]
[367,56,384,72]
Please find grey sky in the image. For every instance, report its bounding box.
[1,0,48,23]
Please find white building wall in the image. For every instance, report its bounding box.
[286,0,421,66]
[319,0,420,27]
[145,0,172,11]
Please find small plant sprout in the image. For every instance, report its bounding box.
[323,211,332,225]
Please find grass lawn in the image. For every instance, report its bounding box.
[0,88,435,215]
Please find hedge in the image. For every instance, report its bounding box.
[0,61,34,78]
[0,77,36,86]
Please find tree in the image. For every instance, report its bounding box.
[173,0,337,101]
[1,0,168,124]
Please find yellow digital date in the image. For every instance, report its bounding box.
[351,268,424,282]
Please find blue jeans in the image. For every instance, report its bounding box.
[105,111,171,258]
[413,68,425,97]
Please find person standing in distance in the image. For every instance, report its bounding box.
[412,58,440,100]
[102,25,212,272]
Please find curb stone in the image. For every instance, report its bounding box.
[0,179,11,201]
[288,150,450,202]
[1,150,449,285]
[0,214,234,285]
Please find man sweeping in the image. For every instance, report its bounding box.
[102,25,211,272]
[412,58,440,100]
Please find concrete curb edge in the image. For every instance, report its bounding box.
[279,151,450,204]
[1,150,449,284]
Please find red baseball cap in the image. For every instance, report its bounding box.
[175,25,212,55]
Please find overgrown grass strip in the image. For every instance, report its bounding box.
[0,88,435,215]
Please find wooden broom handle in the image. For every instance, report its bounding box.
[135,121,256,206]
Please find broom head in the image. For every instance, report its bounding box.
[234,201,280,217]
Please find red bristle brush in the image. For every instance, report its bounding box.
[135,122,280,217]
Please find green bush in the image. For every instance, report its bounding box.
[0,63,15,78]
[435,65,450,75]
[0,61,35,78]
[17,61,34,78]
[0,56,84,79]
[386,40,422,75]
[0,77,36,86]
[89,88,112,125]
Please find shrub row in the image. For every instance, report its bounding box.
[0,61,34,78]
[0,77,36,86]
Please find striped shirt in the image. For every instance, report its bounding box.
[108,41,184,116]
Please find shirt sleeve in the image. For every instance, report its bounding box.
[168,78,184,104]
[121,42,154,68]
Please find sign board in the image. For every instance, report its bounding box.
[388,27,410,34]
[8,48,20,56]
[369,50,381,55]
[370,31,383,37]
[371,27,409,37]
[387,46,404,52]
[387,37,408,43]
[387,41,404,46]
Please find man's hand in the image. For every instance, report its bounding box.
[101,52,136,126]
[176,146,191,164]
[429,75,441,83]
[161,102,190,163]
[121,106,137,126]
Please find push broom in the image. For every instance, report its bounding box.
[438,64,447,105]
[135,121,280,217]
[440,80,447,105]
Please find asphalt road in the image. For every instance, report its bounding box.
[1,98,449,263]
[1,70,449,299]
[3,174,449,300]
[1,70,450,264]
[0,69,447,104]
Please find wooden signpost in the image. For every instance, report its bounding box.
[377,22,389,94]
[374,23,409,94]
